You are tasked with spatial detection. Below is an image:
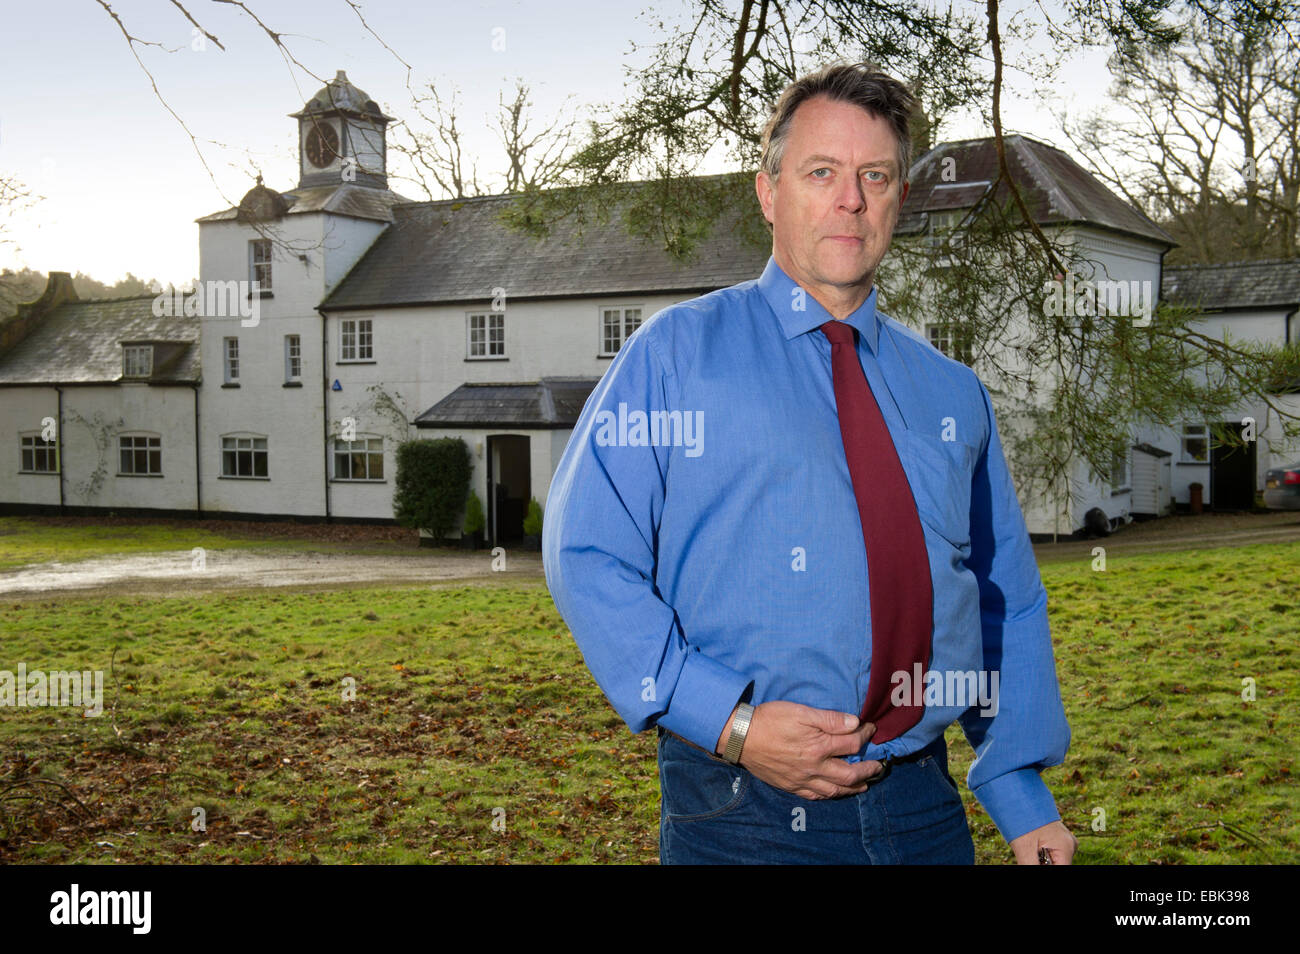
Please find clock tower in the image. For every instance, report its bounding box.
[292,70,393,190]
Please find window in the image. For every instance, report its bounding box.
[600,306,643,355]
[285,334,301,382]
[467,313,505,358]
[221,435,268,478]
[20,434,58,473]
[1107,443,1129,492]
[927,209,966,250]
[119,435,162,475]
[334,437,384,481]
[1181,424,1208,463]
[925,322,974,364]
[123,345,153,378]
[249,239,272,291]
[340,319,374,361]
[224,337,239,383]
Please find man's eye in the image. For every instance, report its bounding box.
[864,171,886,182]
[811,168,830,179]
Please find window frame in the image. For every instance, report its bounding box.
[1180,423,1209,464]
[220,434,269,479]
[332,435,385,482]
[19,433,59,474]
[285,334,302,383]
[1107,442,1130,494]
[118,433,162,476]
[224,337,239,383]
[466,312,505,359]
[599,305,644,356]
[249,238,273,292]
[926,209,967,251]
[122,345,154,378]
[924,321,974,365]
[339,318,374,362]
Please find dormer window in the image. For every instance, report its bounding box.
[927,209,967,250]
[123,345,153,378]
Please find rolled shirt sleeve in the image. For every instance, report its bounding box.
[543,323,752,753]
[958,381,1072,843]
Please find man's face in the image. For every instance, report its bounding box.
[755,95,909,302]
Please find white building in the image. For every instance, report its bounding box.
[3,73,1296,541]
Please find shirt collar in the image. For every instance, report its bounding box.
[756,255,882,353]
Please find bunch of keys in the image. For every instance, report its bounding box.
[1038,847,1053,865]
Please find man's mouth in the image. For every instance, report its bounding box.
[826,235,865,244]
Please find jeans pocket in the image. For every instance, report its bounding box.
[659,732,750,823]
[919,751,961,798]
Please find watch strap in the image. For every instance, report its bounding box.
[722,702,755,764]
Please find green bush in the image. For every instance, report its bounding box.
[393,438,472,542]
[522,497,544,536]
[463,491,485,536]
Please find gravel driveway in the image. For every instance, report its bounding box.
[0,547,544,599]
[2,511,1295,599]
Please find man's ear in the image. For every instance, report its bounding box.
[899,178,910,206]
[755,170,776,225]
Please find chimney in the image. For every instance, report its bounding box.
[0,271,79,353]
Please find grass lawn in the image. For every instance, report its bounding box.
[0,532,1295,864]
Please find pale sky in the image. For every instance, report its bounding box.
[1,0,1118,287]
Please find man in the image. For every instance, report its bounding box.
[543,62,1075,865]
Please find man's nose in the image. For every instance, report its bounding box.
[836,174,866,213]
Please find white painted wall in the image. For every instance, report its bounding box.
[322,293,691,521]
[1,384,198,512]
[196,209,387,517]
[3,387,62,507]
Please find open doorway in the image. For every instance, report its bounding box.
[486,435,530,546]
[1209,421,1257,511]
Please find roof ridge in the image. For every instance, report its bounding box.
[389,171,747,213]
[63,292,161,305]
[1165,257,1300,270]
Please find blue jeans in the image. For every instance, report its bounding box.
[657,726,975,864]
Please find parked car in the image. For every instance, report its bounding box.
[1263,460,1300,510]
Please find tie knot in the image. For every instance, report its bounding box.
[820,319,856,347]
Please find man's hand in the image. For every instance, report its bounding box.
[715,701,885,799]
[1009,820,1078,865]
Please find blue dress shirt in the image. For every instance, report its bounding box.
[542,255,1071,843]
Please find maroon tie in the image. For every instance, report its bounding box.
[820,319,933,742]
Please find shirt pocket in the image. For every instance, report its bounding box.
[897,430,976,551]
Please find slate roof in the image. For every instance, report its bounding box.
[898,135,1176,247]
[414,377,599,429]
[322,180,772,310]
[0,295,200,386]
[1162,259,1300,311]
[197,183,408,224]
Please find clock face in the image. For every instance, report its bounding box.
[305,123,339,168]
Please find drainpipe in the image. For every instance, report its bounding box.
[192,383,202,516]
[318,306,331,521]
[55,385,66,512]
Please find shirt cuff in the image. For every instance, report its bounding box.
[656,651,752,754]
[971,767,1062,843]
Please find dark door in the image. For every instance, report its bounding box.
[485,435,531,546]
[1209,422,1257,511]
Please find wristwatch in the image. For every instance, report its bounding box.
[721,702,755,765]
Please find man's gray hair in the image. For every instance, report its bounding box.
[759,62,917,187]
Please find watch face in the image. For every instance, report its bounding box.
[305,123,339,168]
